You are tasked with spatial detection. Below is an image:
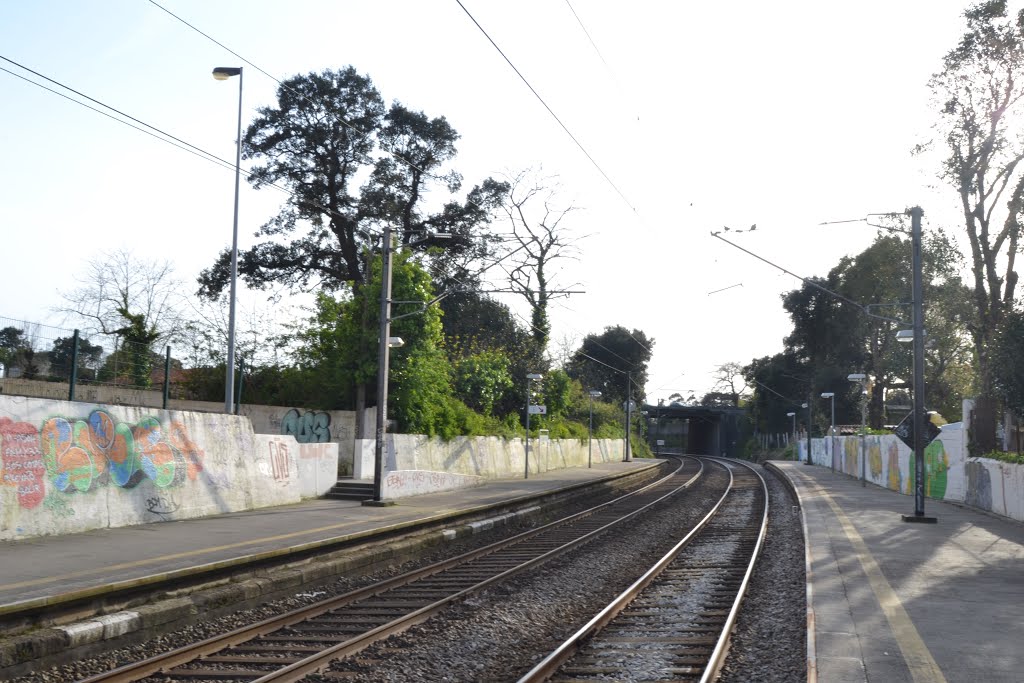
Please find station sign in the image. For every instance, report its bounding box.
[893,410,941,451]
[528,405,547,415]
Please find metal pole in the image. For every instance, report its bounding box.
[162,345,171,409]
[68,329,79,402]
[831,395,836,472]
[588,393,593,468]
[806,393,812,464]
[372,225,394,503]
[624,372,632,462]
[860,379,867,486]
[225,68,243,414]
[905,206,935,522]
[234,358,244,416]
[525,378,531,479]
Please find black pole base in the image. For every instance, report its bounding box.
[362,499,397,507]
[901,514,938,524]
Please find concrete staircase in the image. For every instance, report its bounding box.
[326,478,375,501]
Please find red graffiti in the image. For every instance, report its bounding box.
[0,418,46,508]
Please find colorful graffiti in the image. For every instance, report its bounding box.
[37,409,205,494]
[868,439,883,479]
[886,440,903,492]
[281,409,331,444]
[0,418,47,508]
[907,438,950,499]
[266,439,292,483]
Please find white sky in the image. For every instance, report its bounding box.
[0,0,991,401]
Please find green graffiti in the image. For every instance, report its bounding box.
[42,492,74,518]
[908,439,950,499]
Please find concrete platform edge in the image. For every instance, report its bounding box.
[764,460,817,683]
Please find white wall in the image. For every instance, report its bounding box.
[0,395,306,541]
[798,424,1024,523]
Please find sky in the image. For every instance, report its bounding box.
[0,0,994,403]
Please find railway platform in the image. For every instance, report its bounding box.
[0,459,658,617]
[770,460,1024,683]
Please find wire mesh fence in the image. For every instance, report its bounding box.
[0,315,187,408]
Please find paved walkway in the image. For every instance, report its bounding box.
[0,459,657,614]
[770,461,1024,683]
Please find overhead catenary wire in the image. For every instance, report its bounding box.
[454,0,639,217]
[710,230,910,326]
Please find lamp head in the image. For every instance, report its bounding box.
[526,373,542,380]
[847,373,866,381]
[821,392,834,398]
[387,336,405,348]
[588,390,602,398]
[212,67,242,80]
[787,412,795,417]
[896,329,916,343]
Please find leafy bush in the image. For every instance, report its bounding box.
[978,450,1024,465]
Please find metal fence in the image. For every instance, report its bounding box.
[0,315,182,408]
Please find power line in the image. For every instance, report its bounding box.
[454,0,639,217]
[709,230,910,326]
[564,0,611,68]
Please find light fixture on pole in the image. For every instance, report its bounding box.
[212,66,243,414]
[786,411,796,446]
[525,373,542,478]
[848,373,868,486]
[821,392,835,471]
[588,390,602,468]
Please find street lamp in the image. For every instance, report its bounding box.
[821,392,835,471]
[525,373,543,478]
[213,66,243,415]
[786,411,796,447]
[588,390,602,468]
[848,373,868,486]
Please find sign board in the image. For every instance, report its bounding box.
[528,405,547,415]
[893,410,941,451]
[656,440,665,446]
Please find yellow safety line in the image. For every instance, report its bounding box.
[800,472,947,683]
[0,516,391,591]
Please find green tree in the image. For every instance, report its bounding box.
[566,326,654,408]
[198,67,504,297]
[0,327,29,376]
[991,309,1024,419]
[50,335,104,381]
[924,0,1024,451]
[453,350,514,417]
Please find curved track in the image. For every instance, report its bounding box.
[518,457,769,682]
[79,457,703,683]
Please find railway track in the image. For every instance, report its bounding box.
[79,456,706,683]
[519,457,768,682]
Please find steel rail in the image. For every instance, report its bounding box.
[80,457,702,683]
[516,457,769,682]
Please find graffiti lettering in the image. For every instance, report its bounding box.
[145,494,180,518]
[0,418,47,508]
[268,440,291,482]
[281,409,331,444]
[38,410,207,495]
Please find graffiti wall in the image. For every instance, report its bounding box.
[0,395,304,541]
[256,435,339,498]
[797,425,1024,523]
[382,469,485,499]
[352,434,625,497]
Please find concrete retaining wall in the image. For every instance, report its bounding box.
[255,436,339,499]
[0,395,311,541]
[355,434,625,498]
[382,469,485,498]
[798,425,1024,523]
[0,378,363,477]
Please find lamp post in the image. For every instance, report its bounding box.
[212,66,243,414]
[588,390,602,468]
[370,224,398,504]
[786,412,796,447]
[848,373,867,486]
[821,392,835,471]
[805,399,812,464]
[525,373,542,478]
